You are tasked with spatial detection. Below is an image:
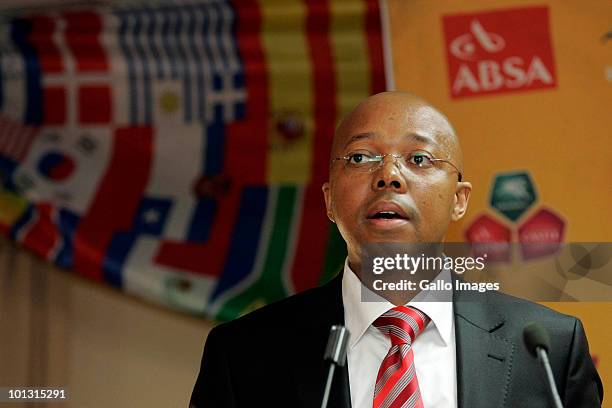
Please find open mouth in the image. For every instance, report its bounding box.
[367,211,407,220]
[365,201,412,230]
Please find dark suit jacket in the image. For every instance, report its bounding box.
[190,274,603,407]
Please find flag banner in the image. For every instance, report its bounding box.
[0,0,386,321]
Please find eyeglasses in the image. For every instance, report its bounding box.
[331,150,463,181]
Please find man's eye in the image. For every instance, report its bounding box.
[348,153,371,164]
[408,152,433,167]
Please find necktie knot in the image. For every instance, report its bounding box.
[373,305,429,346]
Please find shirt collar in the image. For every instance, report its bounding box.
[341,258,454,349]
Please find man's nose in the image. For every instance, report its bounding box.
[371,156,408,192]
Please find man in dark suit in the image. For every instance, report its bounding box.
[190,92,603,407]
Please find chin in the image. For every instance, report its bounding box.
[365,230,419,243]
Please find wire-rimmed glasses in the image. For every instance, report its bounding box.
[330,150,463,181]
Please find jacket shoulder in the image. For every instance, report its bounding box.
[486,290,579,337]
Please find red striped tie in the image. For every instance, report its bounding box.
[372,306,430,408]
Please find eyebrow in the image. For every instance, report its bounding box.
[406,132,437,146]
[343,132,375,149]
[343,132,438,149]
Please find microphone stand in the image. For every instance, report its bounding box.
[536,346,563,408]
[321,325,350,408]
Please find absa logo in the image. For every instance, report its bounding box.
[442,7,557,98]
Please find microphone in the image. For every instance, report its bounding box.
[523,323,563,408]
[320,325,350,408]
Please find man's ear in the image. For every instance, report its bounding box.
[452,181,472,221]
[322,182,335,223]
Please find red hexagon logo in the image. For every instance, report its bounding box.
[465,213,512,262]
[518,207,565,260]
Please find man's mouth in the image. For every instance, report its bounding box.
[367,211,407,220]
[366,202,411,229]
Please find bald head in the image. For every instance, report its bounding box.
[332,91,464,173]
[322,90,472,262]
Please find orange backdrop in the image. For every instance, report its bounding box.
[386,0,612,398]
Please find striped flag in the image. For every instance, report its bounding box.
[0,0,386,321]
[114,3,246,125]
[209,0,386,320]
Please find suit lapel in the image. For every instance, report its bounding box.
[453,285,514,408]
[290,274,352,408]
[293,273,517,408]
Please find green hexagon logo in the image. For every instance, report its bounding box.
[490,171,537,222]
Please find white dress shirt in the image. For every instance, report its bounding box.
[342,260,457,408]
